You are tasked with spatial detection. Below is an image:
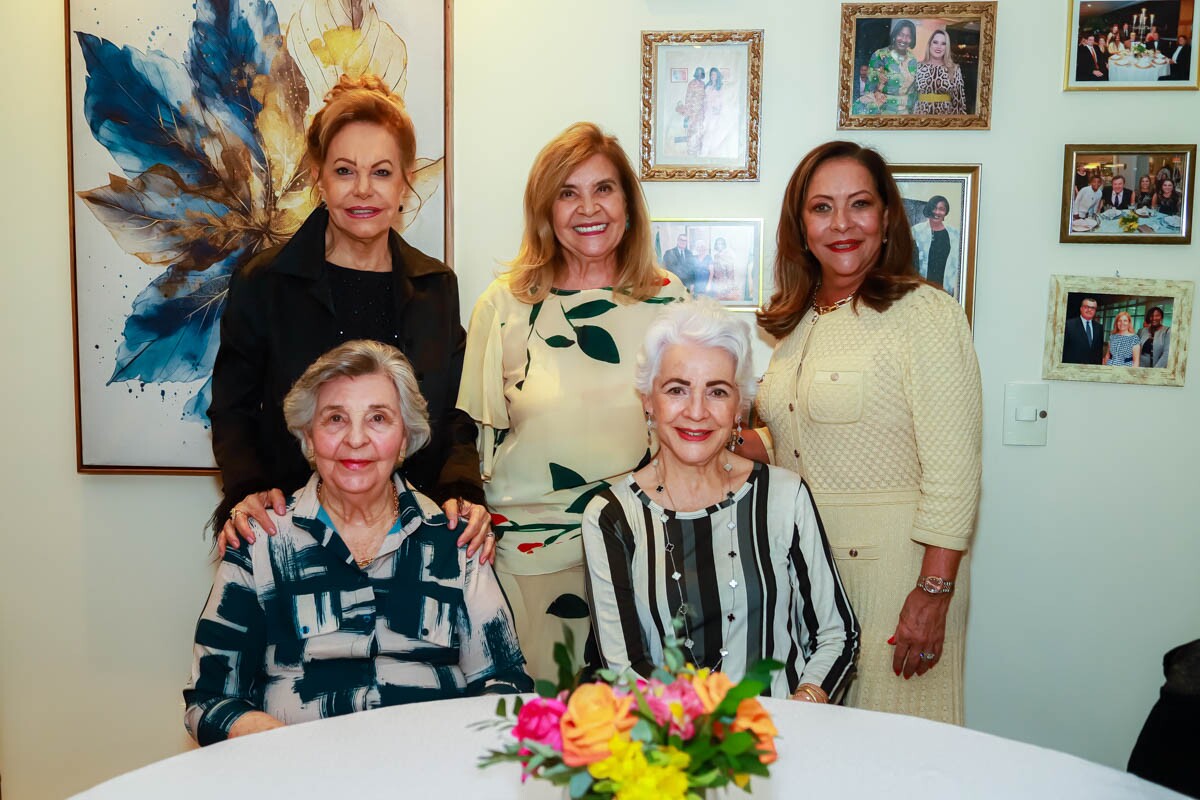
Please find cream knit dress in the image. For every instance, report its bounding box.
[756,285,981,724]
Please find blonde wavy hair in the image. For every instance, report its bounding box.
[505,122,663,305]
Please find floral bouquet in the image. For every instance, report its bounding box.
[477,628,782,800]
[1133,42,1149,56]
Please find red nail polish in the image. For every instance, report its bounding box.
[887,635,896,645]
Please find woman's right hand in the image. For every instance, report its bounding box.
[219,489,287,556]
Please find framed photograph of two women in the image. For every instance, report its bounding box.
[1064,0,1199,91]
[66,0,450,472]
[640,30,764,180]
[838,2,998,129]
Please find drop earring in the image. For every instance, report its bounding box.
[728,418,744,451]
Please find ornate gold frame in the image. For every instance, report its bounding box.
[1063,0,1199,92]
[837,2,997,130]
[1043,275,1193,387]
[888,163,981,325]
[1058,144,1195,245]
[640,30,763,181]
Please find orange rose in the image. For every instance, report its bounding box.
[560,684,637,767]
[732,697,779,764]
[691,669,735,714]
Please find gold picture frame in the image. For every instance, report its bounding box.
[640,30,764,181]
[651,218,765,309]
[837,2,997,130]
[1043,275,1193,386]
[1059,144,1195,245]
[889,163,981,325]
[1064,0,1198,91]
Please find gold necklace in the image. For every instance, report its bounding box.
[813,292,856,315]
[317,479,400,568]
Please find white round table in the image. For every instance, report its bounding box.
[1108,57,1171,81]
[72,695,1183,799]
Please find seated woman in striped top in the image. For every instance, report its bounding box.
[582,300,860,703]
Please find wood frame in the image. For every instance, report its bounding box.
[65,0,453,474]
[640,29,764,181]
[1042,275,1193,386]
[1063,0,1199,92]
[889,163,981,325]
[837,2,997,130]
[1059,144,1195,245]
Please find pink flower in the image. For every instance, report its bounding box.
[512,697,567,752]
[644,678,705,739]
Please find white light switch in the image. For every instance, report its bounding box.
[1003,382,1049,446]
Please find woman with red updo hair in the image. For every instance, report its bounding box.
[211,75,492,561]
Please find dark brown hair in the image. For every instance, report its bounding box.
[757,141,922,338]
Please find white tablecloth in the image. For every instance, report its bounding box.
[1108,58,1171,81]
[73,695,1183,799]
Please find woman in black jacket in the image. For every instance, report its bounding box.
[210,74,490,559]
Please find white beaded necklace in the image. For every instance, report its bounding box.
[652,456,741,670]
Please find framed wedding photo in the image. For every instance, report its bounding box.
[1064,0,1198,91]
[1043,275,1193,387]
[651,218,764,308]
[889,164,980,324]
[640,30,764,181]
[837,2,997,130]
[1059,144,1195,244]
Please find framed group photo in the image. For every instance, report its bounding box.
[890,163,980,324]
[1060,144,1195,244]
[1065,0,1197,90]
[652,218,764,308]
[837,2,997,129]
[67,0,451,472]
[1043,275,1193,386]
[640,29,764,181]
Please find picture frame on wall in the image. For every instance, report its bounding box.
[1064,0,1198,91]
[640,30,764,181]
[837,2,997,130]
[652,218,765,308]
[66,0,451,472]
[889,163,980,324]
[1060,144,1195,244]
[1043,275,1193,387]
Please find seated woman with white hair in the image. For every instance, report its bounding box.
[185,340,531,745]
[582,300,860,702]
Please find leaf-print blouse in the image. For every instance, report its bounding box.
[458,276,687,575]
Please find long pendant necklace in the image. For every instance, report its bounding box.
[653,457,741,670]
[317,479,400,568]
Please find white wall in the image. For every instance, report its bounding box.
[2,1,1197,796]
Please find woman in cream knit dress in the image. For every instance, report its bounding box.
[746,141,981,724]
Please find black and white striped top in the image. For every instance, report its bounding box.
[582,463,859,698]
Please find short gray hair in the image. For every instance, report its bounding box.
[283,340,431,463]
[634,299,756,413]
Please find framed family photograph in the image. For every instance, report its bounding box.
[1060,144,1195,244]
[1043,275,1193,386]
[640,30,764,181]
[1065,0,1197,91]
[838,2,997,129]
[652,218,764,308]
[67,0,451,472]
[890,163,980,324]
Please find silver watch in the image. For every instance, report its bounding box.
[917,575,955,595]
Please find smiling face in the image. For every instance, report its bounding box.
[1090,175,1103,191]
[931,200,949,221]
[645,344,740,468]
[801,158,887,294]
[1115,312,1133,334]
[552,153,627,277]
[928,31,948,61]
[1140,175,1152,193]
[304,373,407,502]
[1112,177,1126,194]
[1161,179,1176,197]
[1148,308,1164,329]
[1080,299,1098,321]
[315,122,407,253]
[893,24,913,53]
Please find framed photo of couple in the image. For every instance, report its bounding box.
[640,30,764,181]
[837,2,997,130]
[1059,144,1195,244]
[1064,0,1198,91]
[1043,275,1193,387]
[889,164,980,324]
[651,218,764,308]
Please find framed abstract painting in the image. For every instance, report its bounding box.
[66,0,450,472]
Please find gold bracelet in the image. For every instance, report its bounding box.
[793,684,828,703]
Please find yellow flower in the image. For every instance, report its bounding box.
[614,762,690,800]
[561,683,637,767]
[588,734,646,784]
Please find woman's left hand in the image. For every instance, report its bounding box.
[890,588,951,679]
[444,498,495,565]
